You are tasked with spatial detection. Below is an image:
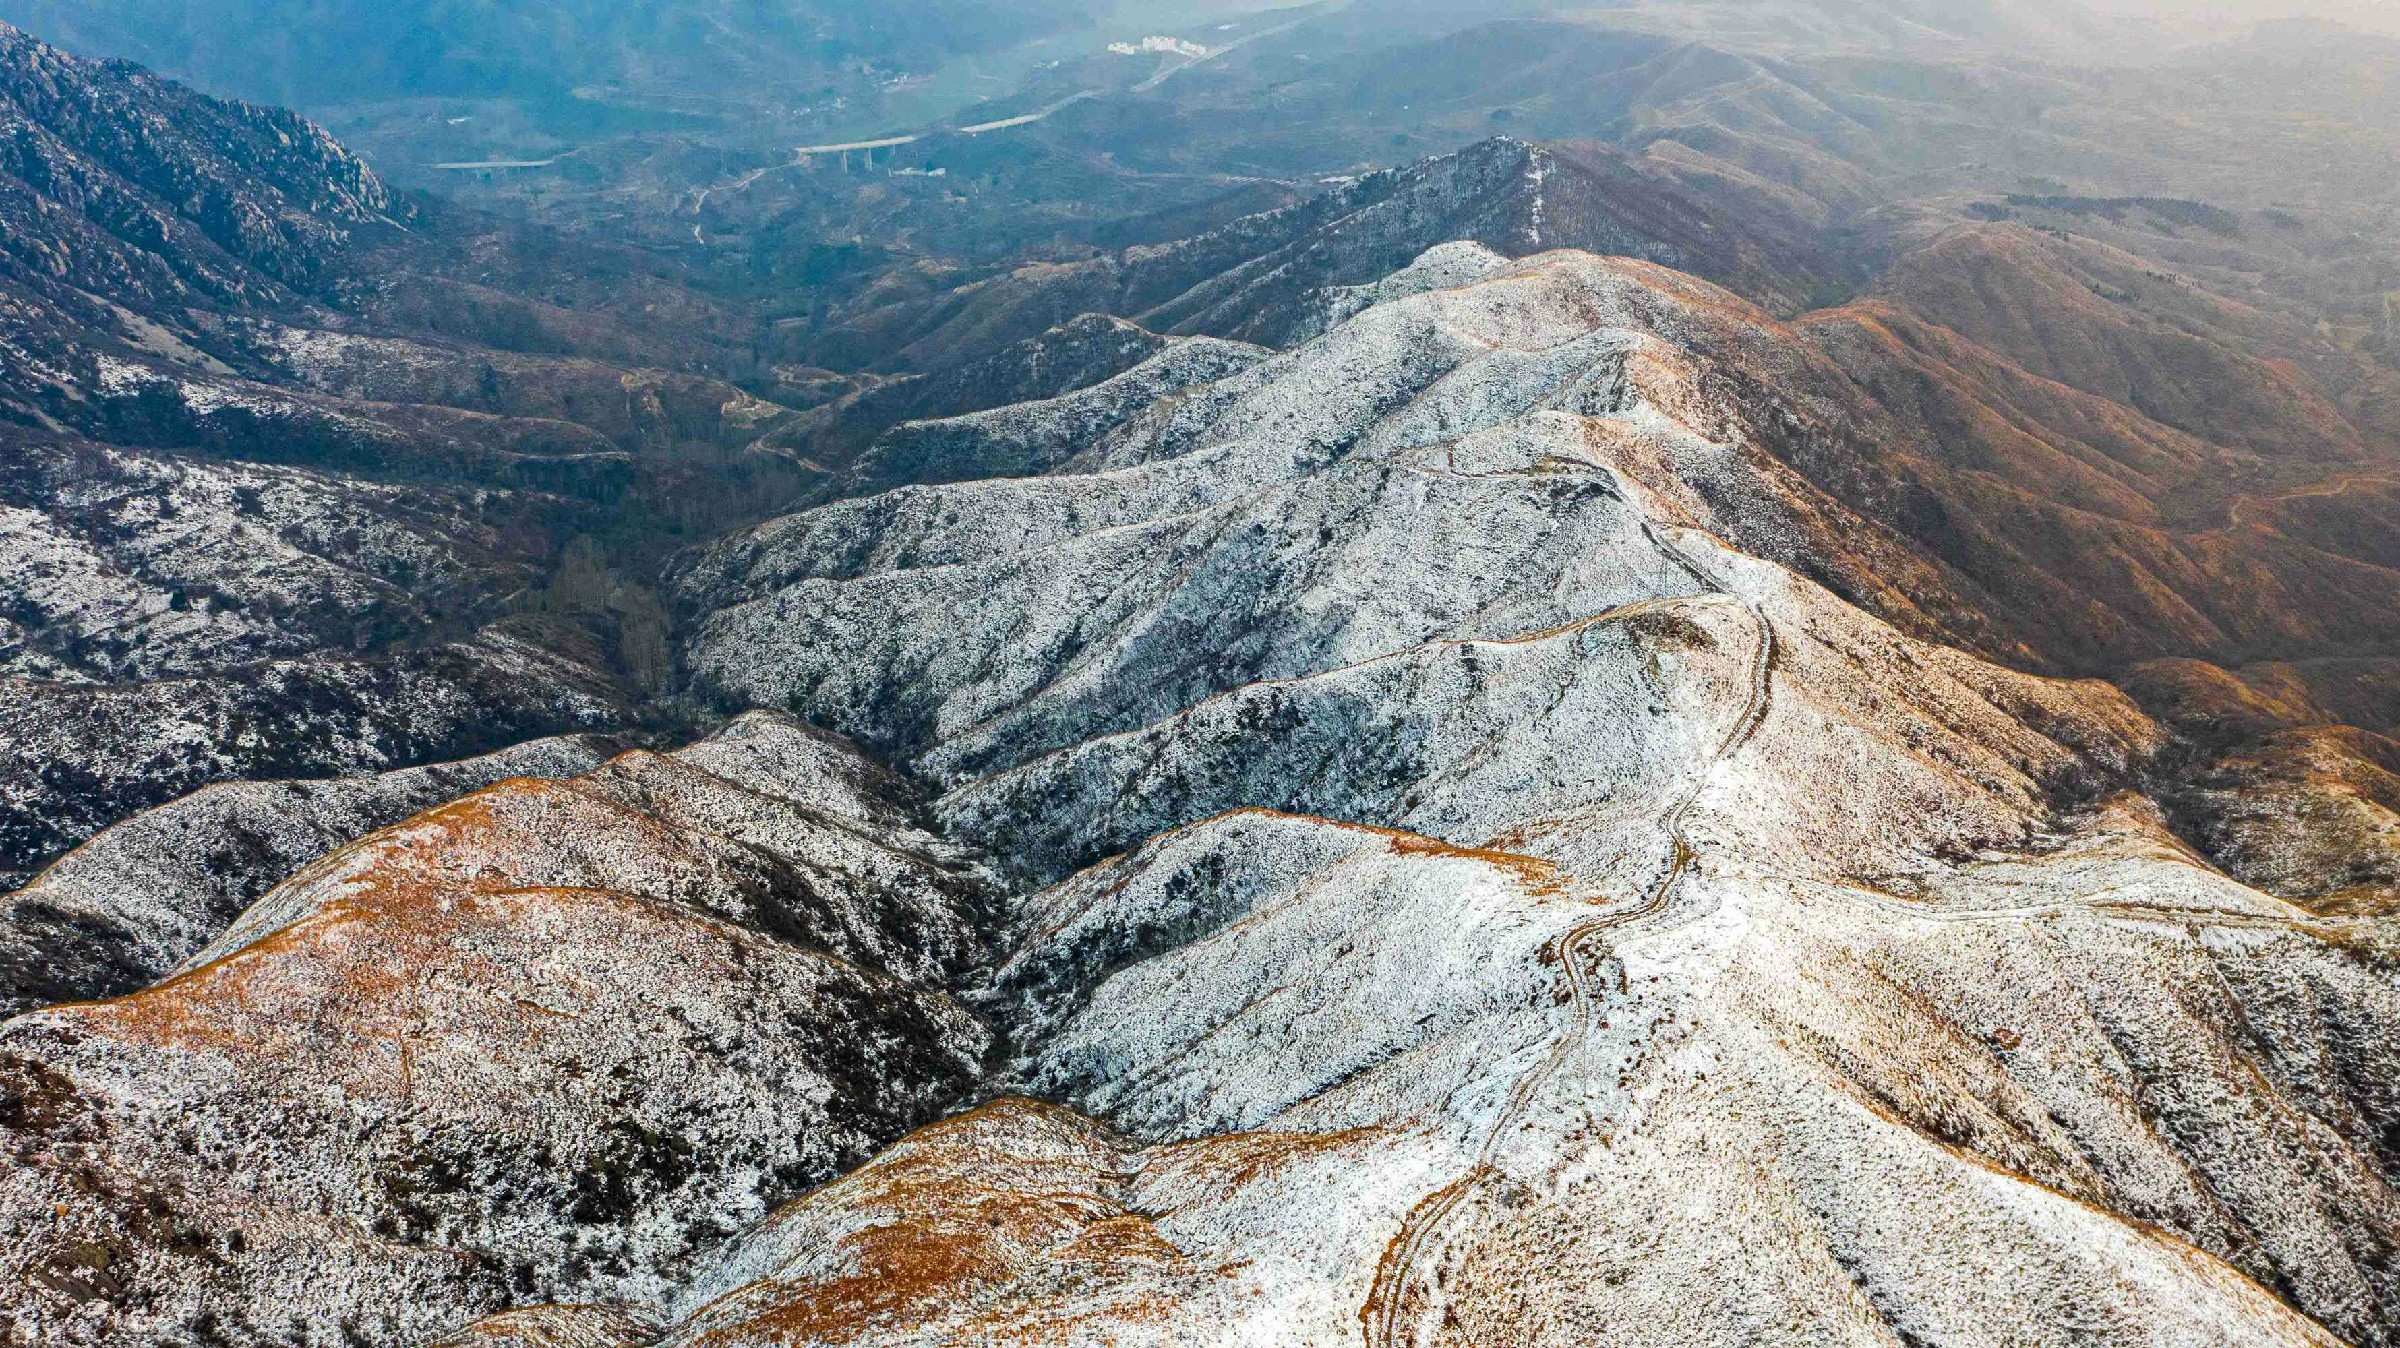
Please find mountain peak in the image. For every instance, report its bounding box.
[0,19,390,307]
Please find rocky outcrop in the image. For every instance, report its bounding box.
[0,20,387,312]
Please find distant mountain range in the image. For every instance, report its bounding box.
[0,0,1090,109]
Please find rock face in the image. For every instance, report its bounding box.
[0,712,997,1346]
[6,240,2400,1348]
[0,20,387,311]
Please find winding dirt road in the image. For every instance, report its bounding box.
[1361,560,1777,1348]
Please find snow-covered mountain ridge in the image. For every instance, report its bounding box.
[4,244,2396,1347]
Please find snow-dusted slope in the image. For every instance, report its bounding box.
[0,713,997,1345]
[681,248,1981,784]
[842,334,1270,497]
[0,732,620,1015]
[587,795,2393,1345]
[0,423,641,889]
[10,246,2398,1347]
[644,246,2400,1346]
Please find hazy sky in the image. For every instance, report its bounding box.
[1566,0,2400,58]
[2084,0,2400,35]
